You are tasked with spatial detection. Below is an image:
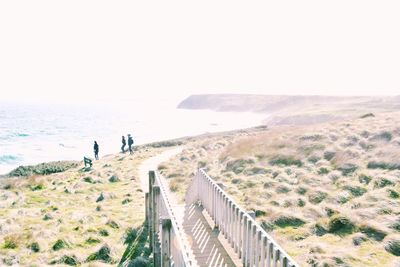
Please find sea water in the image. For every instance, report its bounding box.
[0,98,266,175]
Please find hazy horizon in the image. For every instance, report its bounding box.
[1,1,400,103]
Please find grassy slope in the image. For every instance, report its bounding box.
[160,111,400,266]
[0,147,163,266]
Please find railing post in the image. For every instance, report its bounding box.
[149,171,155,251]
[152,186,160,251]
[145,192,150,223]
[161,218,172,267]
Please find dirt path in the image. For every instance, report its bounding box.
[138,147,183,192]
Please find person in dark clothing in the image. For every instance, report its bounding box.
[121,136,126,153]
[94,141,99,160]
[127,134,134,155]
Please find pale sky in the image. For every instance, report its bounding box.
[0,0,399,102]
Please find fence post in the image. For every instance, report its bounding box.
[145,192,149,223]
[161,218,172,267]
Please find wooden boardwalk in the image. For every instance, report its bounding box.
[143,149,299,267]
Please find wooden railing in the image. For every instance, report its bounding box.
[189,169,299,267]
[146,171,192,267]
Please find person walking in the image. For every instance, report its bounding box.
[121,136,126,153]
[127,134,134,155]
[94,141,99,160]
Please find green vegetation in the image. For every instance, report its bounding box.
[308,191,328,204]
[273,215,306,228]
[385,239,400,256]
[343,186,367,197]
[338,163,358,176]
[368,161,400,170]
[86,244,114,263]
[327,215,356,236]
[52,239,69,251]
[29,242,40,252]
[359,225,387,241]
[8,161,78,177]
[269,156,302,167]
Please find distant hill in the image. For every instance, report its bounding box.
[177,94,377,113]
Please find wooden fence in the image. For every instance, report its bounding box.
[146,170,192,267]
[188,169,300,267]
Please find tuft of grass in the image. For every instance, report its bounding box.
[374,178,394,188]
[83,176,95,183]
[385,239,400,256]
[99,229,109,237]
[86,244,114,263]
[29,183,45,191]
[269,156,302,167]
[127,257,149,267]
[338,163,358,176]
[352,234,368,246]
[367,161,400,170]
[124,227,139,244]
[225,158,255,174]
[85,237,101,245]
[327,215,356,236]
[169,180,180,192]
[358,174,372,184]
[29,242,40,252]
[323,151,336,161]
[276,185,291,194]
[52,239,69,251]
[359,225,387,241]
[343,186,367,197]
[106,220,119,229]
[109,174,120,183]
[388,189,399,199]
[318,167,330,175]
[273,215,306,228]
[3,236,18,249]
[296,187,308,195]
[372,131,392,142]
[308,191,328,204]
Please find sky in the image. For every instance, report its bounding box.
[0,0,399,103]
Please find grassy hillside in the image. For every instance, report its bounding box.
[160,111,400,266]
[0,148,164,266]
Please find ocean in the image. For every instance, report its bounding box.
[0,98,266,175]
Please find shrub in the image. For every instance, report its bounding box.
[255,210,266,217]
[124,228,138,244]
[273,215,305,228]
[30,242,40,252]
[388,189,400,199]
[343,186,367,197]
[29,184,44,191]
[352,234,368,246]
[297,198,306,207]
[106,220,119,229]
[360,113,375,118]
[3,236,17,249]
[312,223,327,236]
[96,193,105,202]
[308,191,328,204]
[245,167,269,175]
[109,175,120,183]
[367,161,400,170]
[372,131,392,142]
[52,239,68,251]
[59,255,79,266]
[327,215,356,235]
[359,225,387,241]
[338,164,358,176]
[296,187,308,195]
[83,176,95,183]
[122,198,132,205]
[86,244,113,263]
[8,161,78,177]
[99,229,109,236]
[85,237,101,245]
[323,151,336,161]
[260,220,275,232]
[128,257,149,267]
[358,174,372,184]
[374,178,394,188]
[385,239,400,256]
[270,156,302,167]
[308,156,320,164]
[318,167,330,175]
[391,220,400,232]
[226,158,255,174]
[276,185,291,194]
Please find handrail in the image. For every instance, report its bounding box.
[146,171,192,267]
[191,168,299,267]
